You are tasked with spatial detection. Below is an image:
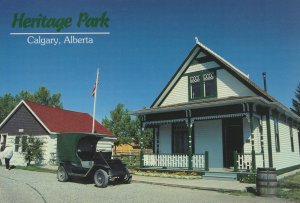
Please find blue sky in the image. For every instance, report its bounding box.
[1,0,300,121]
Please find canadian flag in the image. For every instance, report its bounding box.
[92,69,99,97]
[92,83,96,97]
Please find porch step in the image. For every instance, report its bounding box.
[203,172,237,181]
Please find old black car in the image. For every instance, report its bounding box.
[56,133,132,187]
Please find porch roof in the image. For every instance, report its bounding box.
[132,96,300,123]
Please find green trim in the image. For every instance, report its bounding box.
[274,113,281,152]
[289,124,295,152]
[152,46,199,107]
[188,69,217,101]
[249,104,256,172]
[276,164,300,175]
[234,150,238,172]
[188,120,193,170]
[266,111,273,168]
[205,151,209,171]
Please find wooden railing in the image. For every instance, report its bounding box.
[142,153,207,170]
[234,150,264,172]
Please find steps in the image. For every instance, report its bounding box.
[203,171,237,181]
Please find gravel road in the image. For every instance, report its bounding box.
[0,168,291,203]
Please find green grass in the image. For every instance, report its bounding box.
[15,165,57,174]
[277,172,300,201]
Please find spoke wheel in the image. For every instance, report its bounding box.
[57,166,68,182]
[94,169,109,188]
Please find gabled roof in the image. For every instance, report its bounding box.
[151,39,277,108]
[0,100,113,137]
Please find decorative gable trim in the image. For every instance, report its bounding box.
[151,39,276,108]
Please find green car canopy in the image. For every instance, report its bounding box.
[57,133,107,166]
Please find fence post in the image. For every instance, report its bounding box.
[252,149,256,172]
[205,151,209,171]
[234,150,238,172]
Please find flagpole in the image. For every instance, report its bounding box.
[92,68,99,133]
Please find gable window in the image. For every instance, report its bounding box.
[274,116,280,152]
[189,70,217,100]
[290,125,295,152]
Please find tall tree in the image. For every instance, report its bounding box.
[102,104,153,149]
[0,86,63,123]
[292,83,300,117]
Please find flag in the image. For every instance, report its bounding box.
[92,83,96,97]
[92,70,99,97]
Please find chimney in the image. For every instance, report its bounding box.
[262,72,267,92]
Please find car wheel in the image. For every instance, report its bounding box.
[94,169,109,188]
[57,166,68,182]
[123,169,132,184]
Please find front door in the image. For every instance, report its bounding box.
[222,118,243,168]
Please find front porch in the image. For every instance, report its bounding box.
[134,100,272,174]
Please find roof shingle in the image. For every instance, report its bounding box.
[24,100,113,136]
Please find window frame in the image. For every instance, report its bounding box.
[188,69,217,101]
[289,124,295,152]
[274,116,280,152]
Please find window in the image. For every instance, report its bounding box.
[290,125,295,152]
[14,136,28,152]
[22,136,28,152]
[172,124,189,154]
[274,116,280,152]
[15,136,20,152]
[189,70,216,100]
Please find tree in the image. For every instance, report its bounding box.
[0,86,63,123]
[22,137,44,166]
[102,104,153,152]
[292,83,300,117]
[0,93,17,123]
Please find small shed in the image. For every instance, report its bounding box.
[0,100,115,166]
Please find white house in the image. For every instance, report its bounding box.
[133,39,300,174]
[0,100,115,166]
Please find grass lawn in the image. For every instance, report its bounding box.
[277,172,300,201]
[15,165,57,174]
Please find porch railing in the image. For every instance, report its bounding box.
[142,153,207,170]
[234,150,264,172]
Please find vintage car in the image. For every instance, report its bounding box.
[56,133,132,187]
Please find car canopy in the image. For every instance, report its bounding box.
[57,133,106,166]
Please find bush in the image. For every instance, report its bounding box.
[22,137,44,166]
[237,173,256,183]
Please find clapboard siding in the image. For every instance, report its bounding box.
[217,69,256,98]
[185,61,220,74]
[6,134,57,166]
[159,124,172,153]
[161,68,257,107]
[242,117,261,152]
[194,120,223,167]
[271,118,300,170]
[0,105,48,135]
[161,76,188,106]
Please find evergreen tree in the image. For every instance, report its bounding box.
[292,83,300,117]
[102,104,153,151]
[0,86,63,123]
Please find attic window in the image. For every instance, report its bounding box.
[189,70,217,100]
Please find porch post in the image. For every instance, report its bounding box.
[249,104,256,172]
[140,117,145,168]
[186,110,193,170]
[266,109,273,168]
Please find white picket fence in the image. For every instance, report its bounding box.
[143,154,205,169]
[236,153,264,171]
